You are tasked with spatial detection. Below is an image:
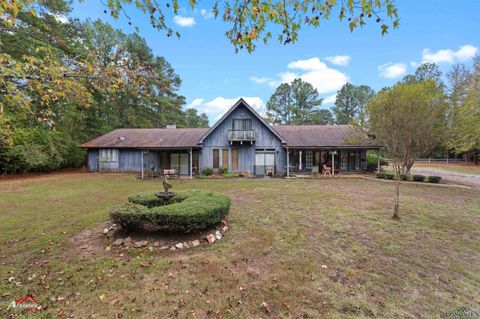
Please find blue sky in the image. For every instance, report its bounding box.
[70,0,480,124]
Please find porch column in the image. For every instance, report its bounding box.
[377,149,380,173]
[141,150,144,179]
[286,147,290,178]
[189,148,193,179]
[331,151,334,177]
[299,150,303,171]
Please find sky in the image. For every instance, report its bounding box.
[70,0,480,124]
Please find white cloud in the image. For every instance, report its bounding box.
[54,13,69,24]
[325,55,351,66]
[188,97,265,123]
[410,61,418,67]
[378,62,407,79]
[322,94,337,104]
[173,15,196,27]
[422,44,478,64]
[253,57,348,95]
[249,76,272,84]
[287,57,326,71]
[200,9,214,19]
[187,98,204,108]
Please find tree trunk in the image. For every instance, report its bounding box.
[403,159,415,176]
[392,161,401,220]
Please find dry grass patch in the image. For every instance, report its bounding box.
[0,174,479,318]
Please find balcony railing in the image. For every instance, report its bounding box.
[228,129,255,142]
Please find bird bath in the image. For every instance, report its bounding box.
[156,175,176,201]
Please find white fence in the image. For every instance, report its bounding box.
[415,157,465,163]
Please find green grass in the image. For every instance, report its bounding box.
[414,163,480,175]
[1,173,479,318]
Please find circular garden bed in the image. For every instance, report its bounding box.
[110,189,231,233]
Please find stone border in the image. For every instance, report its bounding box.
[103,220,229,252]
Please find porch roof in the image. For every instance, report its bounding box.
[274,125,380,149]
[80,128,208,149]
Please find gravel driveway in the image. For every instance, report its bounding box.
[410,167,480,190]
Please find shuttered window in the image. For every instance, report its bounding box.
[231,148,238,170]
[213,149,219,169]
[222,149,228,168]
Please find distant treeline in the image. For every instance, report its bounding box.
[0,1,208,173]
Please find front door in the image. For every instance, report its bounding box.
[255,150,275,175]
[170,153,189,175]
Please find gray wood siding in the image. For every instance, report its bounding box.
[200,103,285,175]
[87,150,99,172]
[118,150,142,171]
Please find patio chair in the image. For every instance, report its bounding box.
[266,166,274,176]
[311,166,319,176]
[322,164,332,177]
[163,169,178,178]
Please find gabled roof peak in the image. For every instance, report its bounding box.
[198,98,285,144]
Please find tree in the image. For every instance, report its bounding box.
[367,80,447,218]
[447,56,480,157]
[307,109,334,125]
[266,83,293,124]
[2,0,399,53]
[266,79,323,125]
[184,108,209,128]
[402,63,442,84]
[332,83,374,125]
[0,7,207,173]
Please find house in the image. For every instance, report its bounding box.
[81,98,380,176]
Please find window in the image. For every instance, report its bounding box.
[222,149,228,168]
[340,151,348,171]
[170,153,189,175]
[305,150,313,170]
[231,148,238,170]
[213,149,219,169]
[355,151,360,170]
[233,119,252,130]
[255,150,275,175]
[99,149,118,162]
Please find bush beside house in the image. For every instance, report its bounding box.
[376,172,442,184]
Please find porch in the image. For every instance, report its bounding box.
[138,148,200,179]
[285,148,380,177]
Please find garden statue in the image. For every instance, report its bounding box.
[163,175,172,194]
[156,175,176,201]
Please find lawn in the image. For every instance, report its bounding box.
[1,173,479,318]
[414,162,480,175]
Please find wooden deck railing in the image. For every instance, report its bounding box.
[227,129,255,141]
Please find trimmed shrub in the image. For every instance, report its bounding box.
[376,172,386,179]
[384,173,395,180]
[428,175,442,183]
[222,172,238,178]
[200,167,214,176]
[218,167,228,174]
[400,174,408,181]
[412,174,425,182]
[111,189,231,232]
[366,152,388,172]
[127,192,187,208]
